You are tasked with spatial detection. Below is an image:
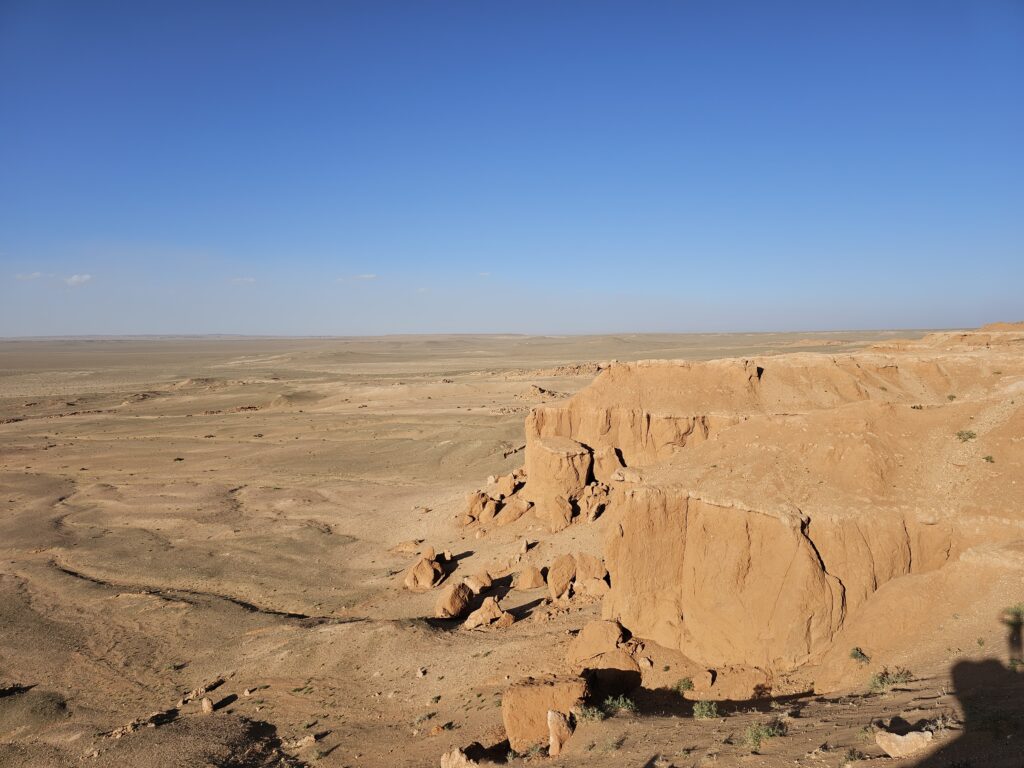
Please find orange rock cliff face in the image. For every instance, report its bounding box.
[514,327,1024,684]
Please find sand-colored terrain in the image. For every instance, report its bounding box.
[1,328,1021,767]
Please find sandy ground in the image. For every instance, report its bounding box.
[1,331,1020,767]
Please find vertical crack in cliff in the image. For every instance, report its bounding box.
[799,515,848,633]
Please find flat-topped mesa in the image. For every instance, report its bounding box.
[510,332,1024,678]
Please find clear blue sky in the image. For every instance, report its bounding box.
[1,1,1021,335]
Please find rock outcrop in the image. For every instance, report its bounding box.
[501,677,587,752]
[502,328,1024,682]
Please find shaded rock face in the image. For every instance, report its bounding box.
[511,344,1024,678]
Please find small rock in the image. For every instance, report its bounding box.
[418,667,428,677]
[200,697,214,714]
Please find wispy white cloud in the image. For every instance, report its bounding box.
[16,271,43,281]
[64,274,92,287]
[230,276,256,285]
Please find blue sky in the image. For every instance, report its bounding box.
[1,1,1021,335]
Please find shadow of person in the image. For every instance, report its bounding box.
[914,608,1024,767]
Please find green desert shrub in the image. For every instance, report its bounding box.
[673,677,694,694]
[869,666,913,692]
[745,719,788,751]
[692,700,719,719]
[575,704,605,721]
[602,694,636,714]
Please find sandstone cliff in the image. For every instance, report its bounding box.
[514,326,1024,682]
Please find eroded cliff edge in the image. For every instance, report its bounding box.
[503,326,1024,689]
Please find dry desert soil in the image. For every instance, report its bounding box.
[1,328,1022,768]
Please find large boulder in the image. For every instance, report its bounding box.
[564,620,640,695]
[566,620,624,669]
[404,556,443,592]
[492,473,519,499]
[501,677,587,752]
[492,496,532,527]
[463,570,493,595]
[463,491,499,526]
[538,495,574,533]
[514,565,545,591]
[435,583,472,619]
[547,554,576,600]
[584,648,642,696]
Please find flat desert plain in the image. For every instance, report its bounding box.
[1,328,1022,767]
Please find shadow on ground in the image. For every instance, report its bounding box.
[914,606,1024,768]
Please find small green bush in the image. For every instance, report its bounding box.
[674,677,694,694]
[602,694,636,714]
[850,647,870,665]
[869,666,913,692]
[575,704,606,721]
[983,455,995,463]
[692,700,719,719]
[956,430,977,442]
[745,719,788,751]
